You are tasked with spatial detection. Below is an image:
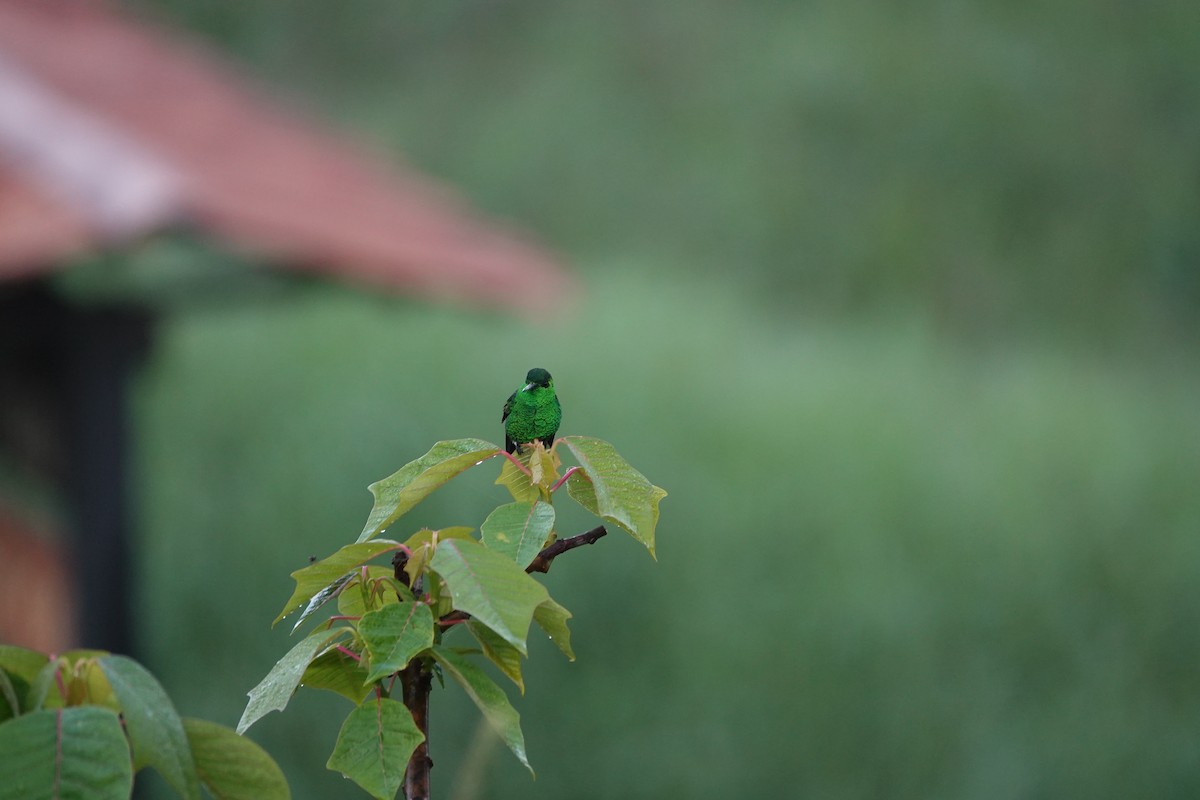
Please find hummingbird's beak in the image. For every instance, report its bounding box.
[522,382,536,393]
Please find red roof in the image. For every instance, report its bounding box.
[0,0,572,308]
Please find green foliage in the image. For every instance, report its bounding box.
[126,0,1200,340]
[0,646,48,722]
[531,599,575,662]
[299,648,373,706]
[97,656,200,799]
[431,647,531,775]
[45,2,1198,796]
[466,621,525,692]
[325,698,423,800]
[429,538,548,654]
[559,436,664,557]
[0,707,132,800]
[276,540,404,628]
[239,436,665,796]
[130,282,1200,798]
[0,648,289,800]
[358,602,435,684]
[0,671,17,722]
[183,719,290,800]
[480,500,555,569]
[238,628,353,734]
[356,439,500,543]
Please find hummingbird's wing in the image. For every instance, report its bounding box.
[502,389,516,422]
[502,389,519,453]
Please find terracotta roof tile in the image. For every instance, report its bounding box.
[0,0,572,307]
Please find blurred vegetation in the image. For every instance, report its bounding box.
[80,1,1200,797]
[128,0,1200,342]
[134,275,1200,799]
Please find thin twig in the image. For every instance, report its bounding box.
[525,525,608,574]
[436,525,609,628]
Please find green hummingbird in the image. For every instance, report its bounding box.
[502,367,562,453]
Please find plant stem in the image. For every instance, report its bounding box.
[393,548,434,800]
[401,658,433,800]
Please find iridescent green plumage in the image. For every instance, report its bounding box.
[502,367,562,453]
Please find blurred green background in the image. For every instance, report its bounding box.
[98,1,1200,797]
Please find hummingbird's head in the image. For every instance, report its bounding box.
[523,367,553,391]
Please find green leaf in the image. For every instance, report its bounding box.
[431,647,532,775]
[97,655,199,800]
[481,501,556,568]
[290,574,355,633]
[27,659,63,711]
[183,718,290,800]
[533,597,576,661]
[0,646,49,715]
[359,601,435,684]
[0,670,17,722]
[356,439,501,543]
[466,621,524,693]
[275,540,403,627]
[299,648,373,705]
[559,436,666,557]
[429,539,548,655]
[238,628,352,734]
[326,697,424,800]
[0,707,132,800]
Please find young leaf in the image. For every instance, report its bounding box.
[336,565,402,619]
[62,657,99,708]
[359,601,435,684]
[495,455,539,503]
[526,441,560,491]
[275,540,403,626]
[300,648,373,705]
[356,439,501,543]
[183,718,291,800]
[97,655,200,800]
[481,500,556,568]
[466,621,525,693]
[326,696,424,800]
[238,628,352,734]
[81,660,118,712]
[429,539,548,655]
[0,707,132,800]
[533,597,576,661]
[431,647,532,775]
[558,436,666,557]
[401,526,475,587]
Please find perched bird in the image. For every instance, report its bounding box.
[502,367,562,453]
